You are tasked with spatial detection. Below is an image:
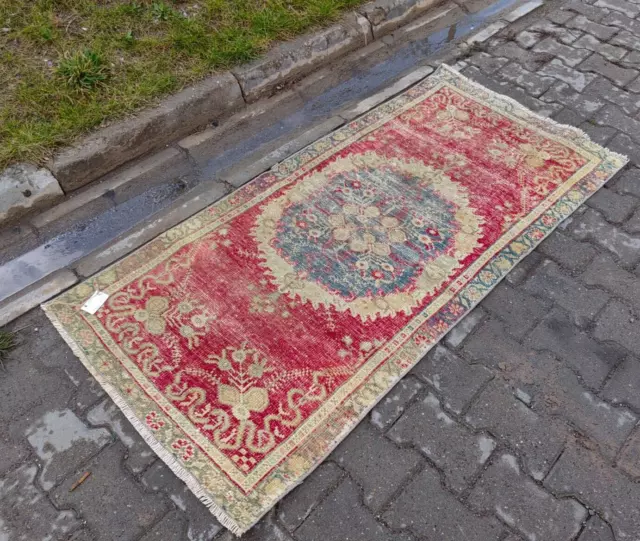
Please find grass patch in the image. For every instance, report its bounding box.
[0,330,16,368]
[0,0,365,169]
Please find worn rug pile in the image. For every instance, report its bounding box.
[44,64,626,535]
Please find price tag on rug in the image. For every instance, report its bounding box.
[81,291,109,314]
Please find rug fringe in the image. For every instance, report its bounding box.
[438,63,629,166]
[41,304,244,536]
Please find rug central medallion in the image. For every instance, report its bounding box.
[254,152,483,319]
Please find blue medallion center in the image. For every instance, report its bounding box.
[273,165,460,300]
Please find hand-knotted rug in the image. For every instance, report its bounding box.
[43,64,626,535]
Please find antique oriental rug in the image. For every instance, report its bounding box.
[44,64,626,535]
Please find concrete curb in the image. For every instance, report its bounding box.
[27,0,452,195]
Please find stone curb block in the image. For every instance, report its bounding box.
[50,73,243,193]
[32,148,188,231]
[231,13,372,103]
[37,0,456,193]
[0,164,63,225]
[0,269,77,328]
[358,0,447,38]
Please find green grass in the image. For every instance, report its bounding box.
[0,0,365,169]
[0,330,16,367]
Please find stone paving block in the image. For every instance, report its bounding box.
[332,422,421,512]
[69,529,96,541]
[444,306,486,348]
[532,37,591,67]
[572,209,640,267]
[617,426,640,478]
[52,444,167,541]
[579,121,617,145]
[597,298,640,350]
[505,251,543,285]
[609,133,640,166]
[549,7,578,24]
[541,81,605,116]
[461,66,563,117]
[597,104,640,143]
[539,363,636,458]
[614,168,640,197]
[554,107,587,126]
[25,408,111,491]
[219,511,295,541]
[370,376,423,430]
[578,516,615,541]
[411,345,492,414]
[581,54,639,88]
[536,230,597,271]
[585,76,640,115]
[527,20,583,44]
[0,463,80,540]
[523,259,610,326]
[566,15,619,40]
[139,510,187,541]
[295,478,396,541]
[498,63,556,96]
[629,75,640,92]
[623,50,640,67]
[582,253,640,312]
[469,454,587,541]
[87,399,155,474]
[464,319,636,457]
[595,0,640,18]
[562,0,610,21]
[141,461,222,541]
[383,465,503,541]
[602,10,640,32]
[468,53,510,74]
[573,34,627,63]
[526,308,624,389]
[545,443,640,540]
[0,437,28,476]
[388,393,495,492]
[278,462,343,532]
[539,59,597,91]
[489,42,555,72]
[482,282,551,339]
[466,379,566,480]
[625,207,640,233]
[515,30,542,48]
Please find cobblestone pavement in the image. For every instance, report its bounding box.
[4,1,640,539]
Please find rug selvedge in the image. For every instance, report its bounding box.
[43,64,627,535]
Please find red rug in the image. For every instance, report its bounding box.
[44,64,626,535]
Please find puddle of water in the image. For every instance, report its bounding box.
[0,0,525,301]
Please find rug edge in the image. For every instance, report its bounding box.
[435,63,629,166]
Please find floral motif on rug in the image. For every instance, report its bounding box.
[43,64,626,535]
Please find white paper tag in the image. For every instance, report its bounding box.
[81,291,109,314]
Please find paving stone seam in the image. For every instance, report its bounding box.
[380,383,501,496]
[277,460,348,534]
